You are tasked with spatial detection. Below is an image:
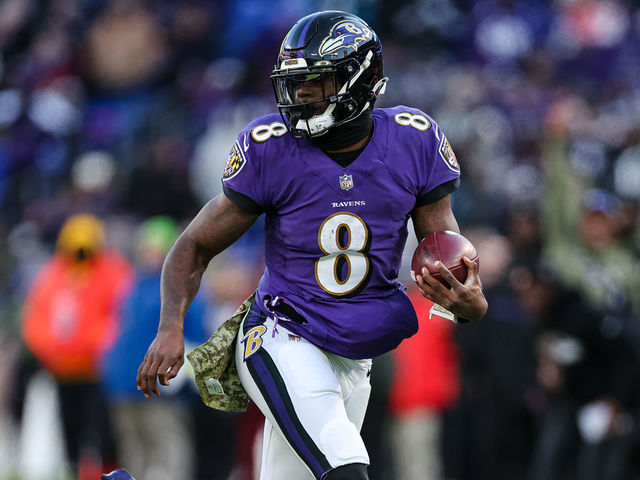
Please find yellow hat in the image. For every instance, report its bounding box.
[56,214,106,257]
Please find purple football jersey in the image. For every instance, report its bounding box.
[222,106,460,359]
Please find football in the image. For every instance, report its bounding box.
[411,230,479,287]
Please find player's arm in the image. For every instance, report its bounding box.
[410,195,487,322]
[137,194,259,397]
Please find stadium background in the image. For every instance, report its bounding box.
[1,0,640,479]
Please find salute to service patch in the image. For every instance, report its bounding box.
[223,141,246,180]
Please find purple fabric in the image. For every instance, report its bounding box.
[223,106,460,359]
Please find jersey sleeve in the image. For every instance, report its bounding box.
[221,127,269,214]
[412,111,461,206]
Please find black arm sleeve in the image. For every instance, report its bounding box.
[415,178,460,207]
[222,185,264,214]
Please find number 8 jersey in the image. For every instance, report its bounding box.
[222,106,461,359]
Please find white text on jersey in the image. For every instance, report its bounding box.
[331,201,366,208]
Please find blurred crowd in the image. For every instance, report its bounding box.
[1,0,640,479]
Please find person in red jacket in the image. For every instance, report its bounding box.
[22,213,133,480]
[389,285,460,480]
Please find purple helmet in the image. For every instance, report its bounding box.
[271,10,387,139]
[101,469,135,480]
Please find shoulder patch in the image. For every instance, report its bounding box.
[222,141,247,181]
[439,136,460,172]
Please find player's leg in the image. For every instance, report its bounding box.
[259,418,314,479]
[324,463,368,479]
[235,305,369,479]
[329,353,372,432]
[325,354,372,480]
[260,418,370,480]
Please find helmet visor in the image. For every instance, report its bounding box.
[271,69,338,109]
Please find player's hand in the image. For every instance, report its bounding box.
[136,326,185,398]
[415,256,487,322]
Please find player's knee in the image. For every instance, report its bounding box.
[323,463,369,480]
[319,417,368,465]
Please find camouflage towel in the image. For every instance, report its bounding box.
[187,293,254,412]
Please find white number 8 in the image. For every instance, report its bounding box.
[251,122,287,143]
[394,112,432,131]
[315,212,370,296]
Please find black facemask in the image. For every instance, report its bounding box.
[308,109,373,152]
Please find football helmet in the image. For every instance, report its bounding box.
[271,10,388,139]
[101,469,135,480]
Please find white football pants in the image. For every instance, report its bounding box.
[235,307,371,480]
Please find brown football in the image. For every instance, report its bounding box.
[411,230,479,287]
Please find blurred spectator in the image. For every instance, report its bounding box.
[389,287,460,480]
[526,267,640,480]
[445,228,538,480]
[542,124,640,321]
[203,250,263,332]
[82,0,168,92]
[21,213,133,479]
[101,215,210,480]
[124,136,201,222]
[530,90,640,480]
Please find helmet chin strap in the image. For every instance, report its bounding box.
[295,50,376,136]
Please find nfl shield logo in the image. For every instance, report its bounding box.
[339,174,353,191]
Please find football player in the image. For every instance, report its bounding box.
[137,10,487,480]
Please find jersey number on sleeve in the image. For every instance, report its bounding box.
[315,212,370,296]
[250,122,287,143]
[393,112,432,131]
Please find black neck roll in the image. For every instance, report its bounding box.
[309,109,373,152]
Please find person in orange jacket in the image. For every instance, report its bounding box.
[22,213,133,480]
